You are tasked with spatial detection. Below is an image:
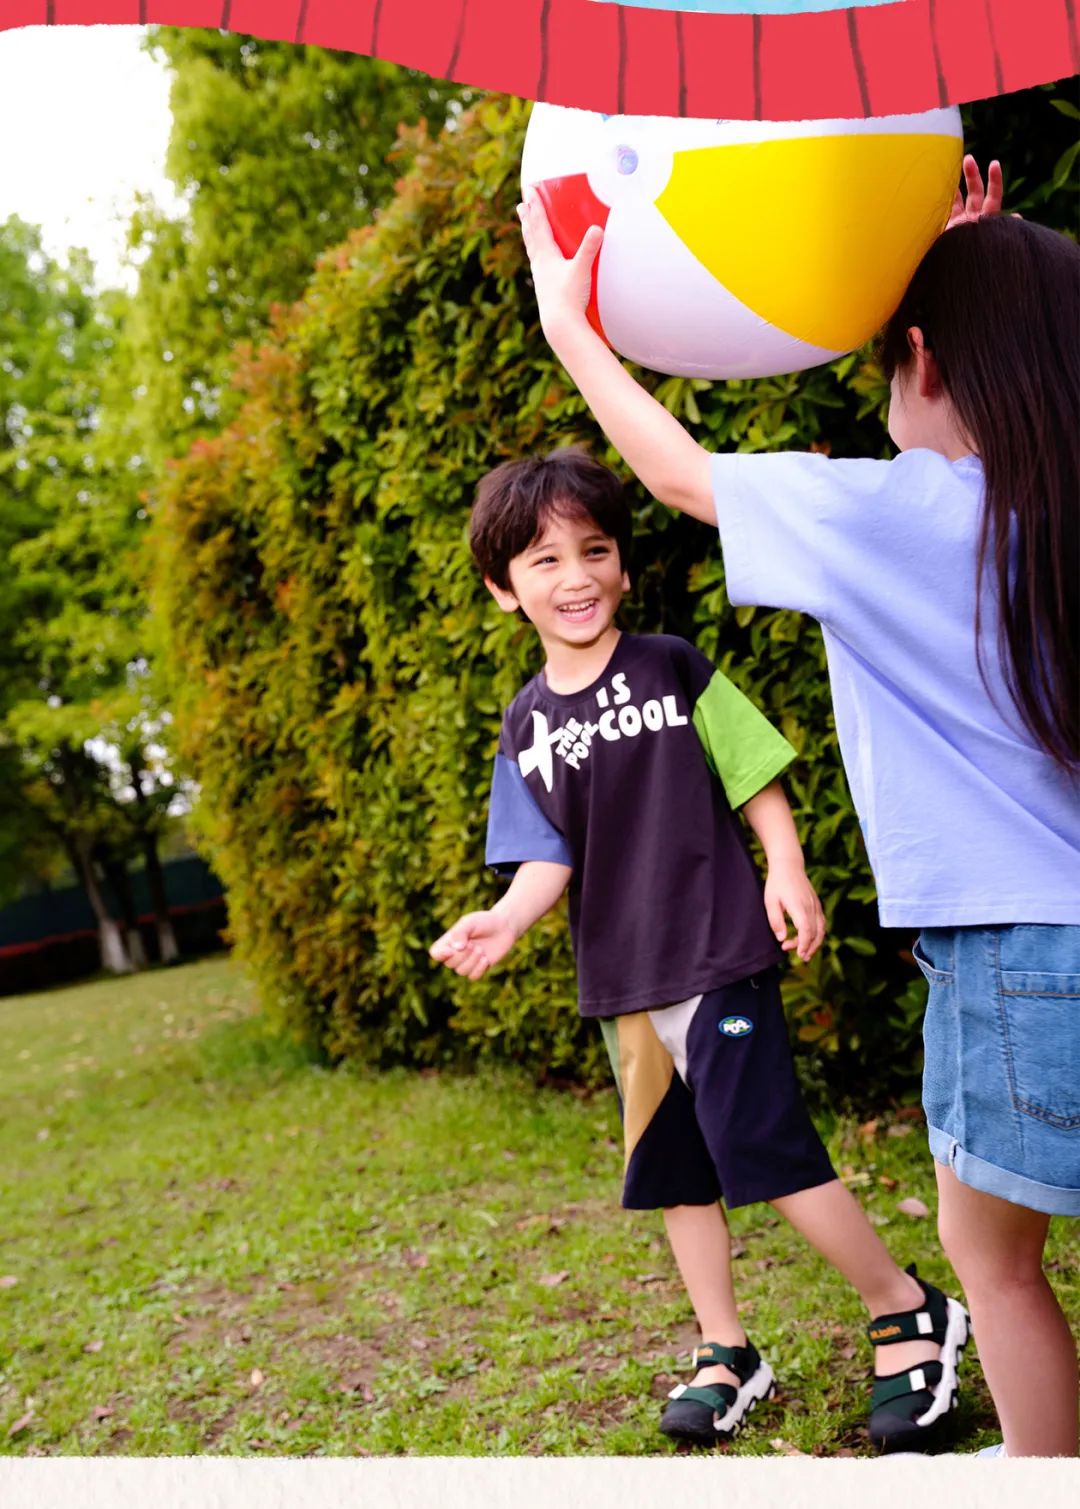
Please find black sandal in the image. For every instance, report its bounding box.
[867,1264,971,1453]
[660,1339,776,1445]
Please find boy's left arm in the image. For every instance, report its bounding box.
[687,658,825,963]
[740,780,825,963]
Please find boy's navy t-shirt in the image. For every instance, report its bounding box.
[485,633,796,1018]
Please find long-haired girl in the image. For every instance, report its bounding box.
[518,162,1079,1456]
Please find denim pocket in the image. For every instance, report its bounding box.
[913,932,955,985]
[998,955,1080,1130]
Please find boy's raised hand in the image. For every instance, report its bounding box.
[430,910,517,982]
[517,188,603,339]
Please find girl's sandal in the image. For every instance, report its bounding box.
[659,1339,776,1446]
[866,1264,971,1453]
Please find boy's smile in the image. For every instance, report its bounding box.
[486,509,629,670]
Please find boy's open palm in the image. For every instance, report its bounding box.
[430,911,516,981]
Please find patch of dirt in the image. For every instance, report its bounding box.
[159,1267,444,1442]
[293,1326,395,1389]
[164,1264,388,1350]
[200,1400,248,1450]
[72,1393,133,1456]
[164,1281,246,1351]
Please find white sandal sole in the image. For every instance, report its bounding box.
[915,1295,971,1428]
[712,1360,777,1439]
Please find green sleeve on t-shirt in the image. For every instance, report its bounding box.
[691,669,796,809]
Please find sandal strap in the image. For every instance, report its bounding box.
[867,1267,948,1347]
[867,1308,942,1345]
[871,1360,944,1409]
[691,1340,760,1381]
[670,1382,738,1411]
[692,1341,739,1369]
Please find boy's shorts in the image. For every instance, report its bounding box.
[599,968,836,1210]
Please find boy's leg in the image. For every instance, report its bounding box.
[666,973,968,1447]
[658,971,935,1375]
[935,1162,1078,1457]
[663,1202,745,1390]
[770,1179,941,1377]
[600,1012,741,1395]
[601,1008,775,1437]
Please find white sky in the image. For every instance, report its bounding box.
[0,25,181,289]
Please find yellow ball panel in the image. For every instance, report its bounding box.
[656,132,963,355]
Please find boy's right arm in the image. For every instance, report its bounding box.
[517,191,715,526]
[429,859,572,982]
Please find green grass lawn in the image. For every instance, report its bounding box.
[1,957,1075,1458]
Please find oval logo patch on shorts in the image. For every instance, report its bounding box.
[719,1015,754,1038]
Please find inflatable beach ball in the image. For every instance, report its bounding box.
[521,105,963,379]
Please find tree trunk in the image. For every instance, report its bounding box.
[67,836,132,975]
[130,757,180,965]
[98,851,149,971]
[142,833,179,964]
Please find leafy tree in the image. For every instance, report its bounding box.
[0,224,178,969]
[0,221,102,699]
[0,746,68,910]
[3,39,471,971]
[123,31,471,463]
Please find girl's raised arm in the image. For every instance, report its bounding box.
[518,190,715,525]
[517,156,1005,528]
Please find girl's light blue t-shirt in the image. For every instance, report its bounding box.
[712,448,1080,928]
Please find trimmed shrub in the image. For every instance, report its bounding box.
[153,87,1077,1106]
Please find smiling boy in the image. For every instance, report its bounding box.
[430,448,967,1451]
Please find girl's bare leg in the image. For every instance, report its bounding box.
[935,1162,1078,1457]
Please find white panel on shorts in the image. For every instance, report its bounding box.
[647,995,703,1087]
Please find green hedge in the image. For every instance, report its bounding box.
[152,89,1077,1106]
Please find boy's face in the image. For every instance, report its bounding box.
[485,508,629,653]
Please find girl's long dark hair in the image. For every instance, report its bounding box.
[882,216,1079,771]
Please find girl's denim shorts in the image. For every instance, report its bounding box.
[916,923,1080,1217]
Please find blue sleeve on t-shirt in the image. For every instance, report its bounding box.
[485,753,573,875]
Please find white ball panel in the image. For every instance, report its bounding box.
[596,203,841,379]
